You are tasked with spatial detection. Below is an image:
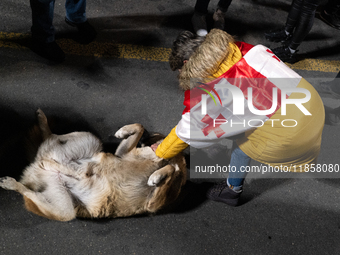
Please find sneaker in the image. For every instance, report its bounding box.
[31,40,65,63]
[319,10,340,30]
[264,27,292,43]
[272,46,298,64]
[65,18,97,44]
[213,8,226,30]
[206,180,242,206]
[191,12,208,36]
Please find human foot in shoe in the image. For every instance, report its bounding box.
[272,46,298,64]
[65,18,97,44]
[264,27,292,43]
[206,180,242,206]
[213,8,226,31]
[31,40,65,63]
[192,11,208,36]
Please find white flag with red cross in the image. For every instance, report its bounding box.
[175,44,304,149]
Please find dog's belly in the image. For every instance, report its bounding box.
[35,132,102,167]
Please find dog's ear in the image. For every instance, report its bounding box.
[138,129,151,147]
[140,132,166,147]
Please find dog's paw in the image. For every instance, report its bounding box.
[147,172,165,186]
[115,124,143,139]
[0,177,18,191]
[114,127,130,139]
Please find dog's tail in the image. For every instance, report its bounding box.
[24,124,44,163]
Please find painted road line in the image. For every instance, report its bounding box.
[58,38,171,62]
[0,32,28,50]
[286,59,340,73]
[1,32,340,72]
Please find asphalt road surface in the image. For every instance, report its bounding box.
[1,0,340,254]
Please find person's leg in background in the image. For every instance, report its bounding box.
[213,0,233,31]
[64,0,97,44]
[319,0,340,29]
[30,0,65,62]
[285,0,305,35]
[264,0,304,43]
[30,0,55,43]
[65,0,86,24]
[271,0,322,63]
[192,0,233,36]
[283,0,322,52]
[192,0,210,36]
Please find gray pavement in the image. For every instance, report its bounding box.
[1,0,340,254]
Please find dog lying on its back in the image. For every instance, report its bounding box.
[0,109,186,221]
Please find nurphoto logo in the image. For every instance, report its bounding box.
[201,84,311,116]
[199,81,312,128]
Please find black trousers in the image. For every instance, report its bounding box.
[194,0,233,14]
[285,0,323,50]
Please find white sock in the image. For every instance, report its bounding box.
[196,29,208,37]
[288,47,296,54]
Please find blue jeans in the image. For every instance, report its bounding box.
[227,143,251,190]
[30,0,87,43]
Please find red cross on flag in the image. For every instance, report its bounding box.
[201,114,227,138]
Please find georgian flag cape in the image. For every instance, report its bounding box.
[176,43,303,149]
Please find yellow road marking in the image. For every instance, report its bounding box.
[286,59,340,73]
[58,38,171,61]
[1,32,339,73]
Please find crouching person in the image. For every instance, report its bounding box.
[152,29,325,206]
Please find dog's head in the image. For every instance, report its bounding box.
[139,130,166,147]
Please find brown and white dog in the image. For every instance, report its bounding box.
[0,109,186,221]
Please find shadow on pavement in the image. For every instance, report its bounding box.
[2,10,339,68]
[0,106,32,180]
[300,43,340,59]
[0,105,104,179]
